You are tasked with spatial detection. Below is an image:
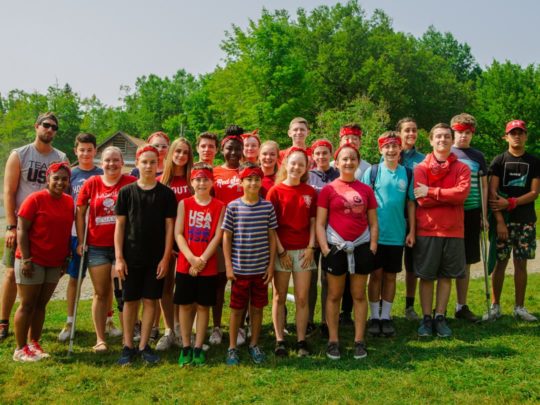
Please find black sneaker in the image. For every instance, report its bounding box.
[140,345,160,364]
[274,340,288,357]
[353,341,368,359]
[418,315,434,337]
[117,346,138,366]
[305,322,317,337]
[455,305,480,323]
[339,312,353,326]
[367,319,381,337]
[296,340,310,357]
[320,323,329,339]
[326,342,340,360]
[380,319,396,337]
[0,322,8,341]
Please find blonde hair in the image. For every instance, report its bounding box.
[101,146,124,162]
[289,117,309,130]
[160,138,193,186]
[275,150,309,184]
[259,140,279,175]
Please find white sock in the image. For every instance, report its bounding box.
[456,303,464,312]
[434,312,445,318]
[380,300,393,320]
[106,316,113,322]
[369,301,380,319]
[67,316,74,323]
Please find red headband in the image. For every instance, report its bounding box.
[46,162,71,178]
[451,123,476,133]
[240,166,264,180]
[334,143,360,161]
[339,127,362,137]
[311,139,333,154]
[221,135,243,149]
[241,130,261,145]
[136,145,159,159]
[378,136,402,149]
[190,168,214,181]
[147,131,170,145]
[286,146,309,159]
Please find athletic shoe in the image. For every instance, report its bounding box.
[296,340,310,357]
[513,306,538,322]
[149,327,159,344]
[339,312,353,326]
[117,346,138,366]
[434,315,452,338]
[326,342,340,360]
[455,305,480,323]
[418,316,434,337]
[209,327,223,345]
[306,322,317,338]
[13,345,40,362]
[354,341,368,359]
[0,322,9,341]
[156,328,175,351]
[192,347,206,366]
[140,345,160,364]
[237,328,246,346]
[105,319,123,337]
[29,340,50,359]
[405,306,420,321]
[248,345,266,364]
[133,321,142,342]
[380,319,396,337]
[178,346,193,367]
[226,348,240,366]
[58,322,73,342]
[367,319,381,337]
[320,323,329,339]
[274,340,288,357]
[482,304,502,321]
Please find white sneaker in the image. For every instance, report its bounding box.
[482,304,502,321]
[28,341,50,359]
[105,319,123,337]
[208,327,223,345]
[13,345,40,362]
[513,306,538,322]
[58,322,73,342]
[237,328,246,346]
[404,307,420,321]
[156,328,174,351]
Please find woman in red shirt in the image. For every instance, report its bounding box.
[77,146,136,352]
[259,140,279,198]
[13,162,74,362]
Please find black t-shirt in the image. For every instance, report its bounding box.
[115,182,177,266]
[489,151,540,223]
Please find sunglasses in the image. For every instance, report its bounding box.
[41,122,59,131]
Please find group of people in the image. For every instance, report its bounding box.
[1,112,538,366]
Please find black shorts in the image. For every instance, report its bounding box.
[123,264,164,301]
[174,273,217,307]
[374,244,404,273]
[464,208,481,264]
[321,243,374,276]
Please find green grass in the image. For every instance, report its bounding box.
[1,275,540,404]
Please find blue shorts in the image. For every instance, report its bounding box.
[67,236,88,279]
[87,246,115,268]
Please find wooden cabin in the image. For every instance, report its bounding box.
[95,132,146,172]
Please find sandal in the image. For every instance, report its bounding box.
[92,341,108,353]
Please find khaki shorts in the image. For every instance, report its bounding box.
[14,259,62,285]
[275,249,316,273]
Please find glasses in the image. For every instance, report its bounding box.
[151,144,169,149]
[41,122,59,131]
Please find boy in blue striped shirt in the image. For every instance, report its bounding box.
[222,162,278,365]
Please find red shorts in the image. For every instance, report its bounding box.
[229,274,269,310]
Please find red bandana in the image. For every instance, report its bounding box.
[46,162,71,177]
[190,168,214,181]
[136,145,159,159]
[424,153,458,183]
[311,139,333,154]
[240,166,264,180]
[333,143,360,161]
[147,131,170,144]
[286,146,309,159]
[241,130,261,145]
[451,123,475,133]
[339,127,362,137]
[221,135,243,149]
[378,136,402,149]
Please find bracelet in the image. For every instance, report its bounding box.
[22,257,33,265]
[507,197,518,211]
[278,250,287,258]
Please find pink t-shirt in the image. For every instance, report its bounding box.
[317,179,377,241]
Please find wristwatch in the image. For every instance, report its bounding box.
[6,225,16,231]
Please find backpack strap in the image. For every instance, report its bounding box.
[369,163,379,189]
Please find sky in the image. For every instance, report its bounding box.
[1,0,539,106]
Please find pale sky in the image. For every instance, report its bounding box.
[1,0,538,106]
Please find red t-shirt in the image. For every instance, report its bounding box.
[213,166,243,204]
[260,174,275,199]
[177,196,225,276]
[318,179,378,241]
[77,175,136,247]
[16,190,74,267]
[158,175,192,203]
[266,182,317,250]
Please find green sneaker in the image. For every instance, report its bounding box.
[178,346,193,367]
[192,347,206,366]
[417,316,433,337]
[434,315,452,338]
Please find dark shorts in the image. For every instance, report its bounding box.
[496,222,536,261]
[413,236,466,281]
[230,274,269,310]
[123,264,164,301]
[374,244,404,273]
[67,236,88,278]
[464,208,481,264]
[87,246,115,268]
[174,273,217,307]
[321,243,374,276]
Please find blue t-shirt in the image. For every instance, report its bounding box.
[308,167,340,194]
[69,166,103,236]
[451,146,487,211]
[221,197,278,275]
[400,147,425,170]
[361,164,414,246]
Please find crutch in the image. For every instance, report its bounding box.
[478,170,492,319]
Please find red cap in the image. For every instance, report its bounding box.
[505,120,527,134]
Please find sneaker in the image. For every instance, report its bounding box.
[306,322,317,338]
[192,347,206,366]
[117,346,138,366]
[405,306,420,321]
[133,321,142,342]
[418,315,434,337]
[513,306,538,322]
[140,345,160,364]
[29,340,50,359]
[237,328,246,346]
[353,341,368,359]
[149,327,159,344]
[482,304,502,321]
[380,319,396,337]
[339,312,353,326]
[13,345,40,362]
[248,345,266,364]
[326,341,340,360]
[209,327,223,345]
[274,340,288,357]
[434,315,452,338]
[156,328,175,351]
[367,319,382,337]
[320,323,329,339]
[105,319,123,337]
[0,322,9,341]
[58,322,73,342]
[226,347,240,366]
[296,340,310,357]
[178,346,193,367]
[455,305,480,323]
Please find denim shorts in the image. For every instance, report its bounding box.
[87,246,115,268]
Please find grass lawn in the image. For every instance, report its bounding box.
[1,275,539,404]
